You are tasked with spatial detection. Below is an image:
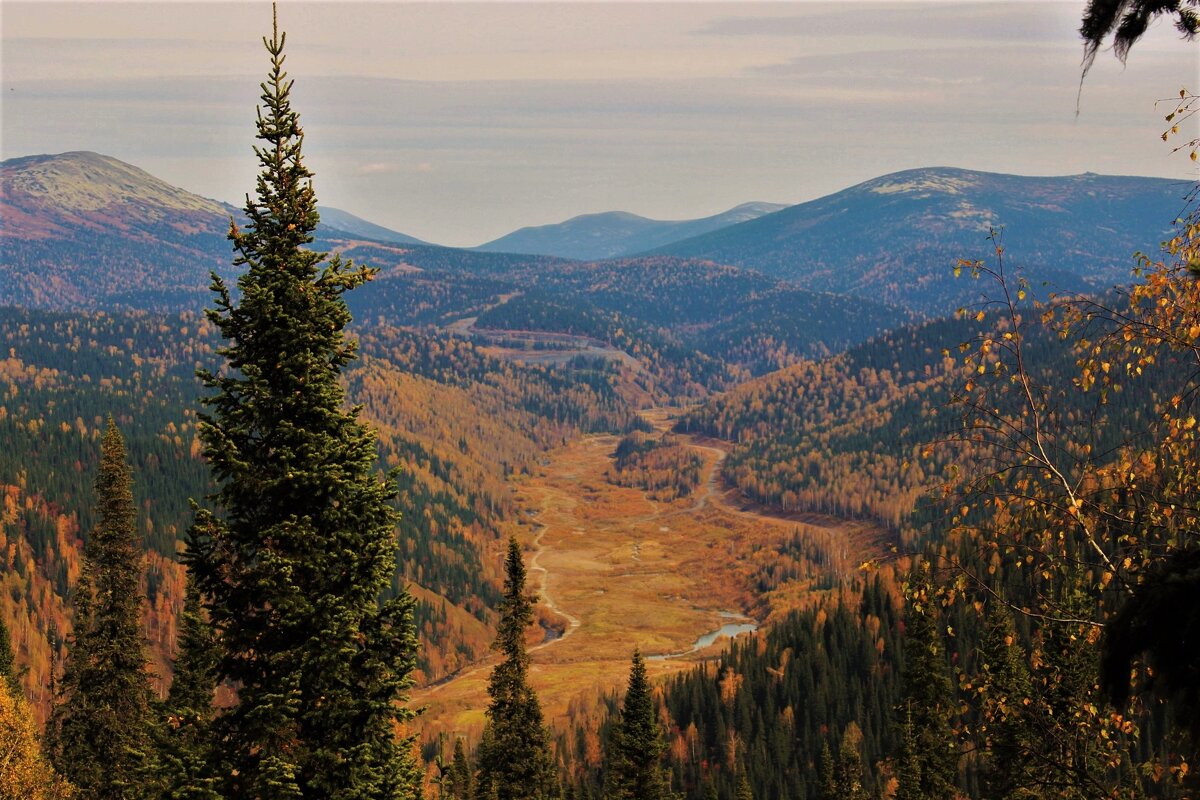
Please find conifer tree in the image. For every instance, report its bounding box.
[152,574,221,800]
[976,603,1035,800]
[835,723,869,800]
[475,538,557,799]
[818,741,838,800]
[1024,583,1140,799]
[445,738,472,800]
[604,648,673,800]
[0,612,18,696]
[186,7,419,798]
[50,418,152,800]
[893,706,923,800]
[734,769,754,800]
[894,570,957,800]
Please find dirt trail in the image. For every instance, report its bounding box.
[528,521,582,652]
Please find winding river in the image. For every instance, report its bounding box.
[648,612,759,661]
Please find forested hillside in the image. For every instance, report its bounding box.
[501,258,910,374]
[650,229,1200,797]
[558,578,902,799]
[0,307,645,715]
[678,303,1176,545]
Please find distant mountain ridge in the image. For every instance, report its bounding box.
[476,201,787,259]
[650,167,1189,312]
[2,153,1187,319]
[316,205,430,246]
[1,151,235,308]
[0,151,436,308]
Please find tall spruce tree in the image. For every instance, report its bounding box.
[475,538,557,799]
[50,418,152,799]
[604,649,673,800]
[186,7,419,798]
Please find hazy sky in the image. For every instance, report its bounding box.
[2,2,1197,246]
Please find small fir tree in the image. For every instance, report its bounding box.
[604,649,673,800]
[50,418,153,800]
[735,769,754,800]
[186,7,420,798]
[151,574,222,800]
[835,723,869,800]
[894,569,957,800]
[818,741,838,800]
[1026,582,1141,799]
[976,603,1035,800]
[475,538,557,799]
[0,612,19,696]
[445,738,472,800]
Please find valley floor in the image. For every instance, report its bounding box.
[410,410,884,743]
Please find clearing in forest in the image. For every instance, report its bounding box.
[411,410,884,743]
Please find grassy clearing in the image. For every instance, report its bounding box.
[410,411,886,745]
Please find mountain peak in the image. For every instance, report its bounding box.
[477,202,786,259]
[2,150,227,218]
[653,168,1184,312]
[861,167,983,197]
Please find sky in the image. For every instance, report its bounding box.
[2,1,1198,246]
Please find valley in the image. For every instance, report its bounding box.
[412,408,885,744]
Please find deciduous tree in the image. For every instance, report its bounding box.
[0,678,75,800]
